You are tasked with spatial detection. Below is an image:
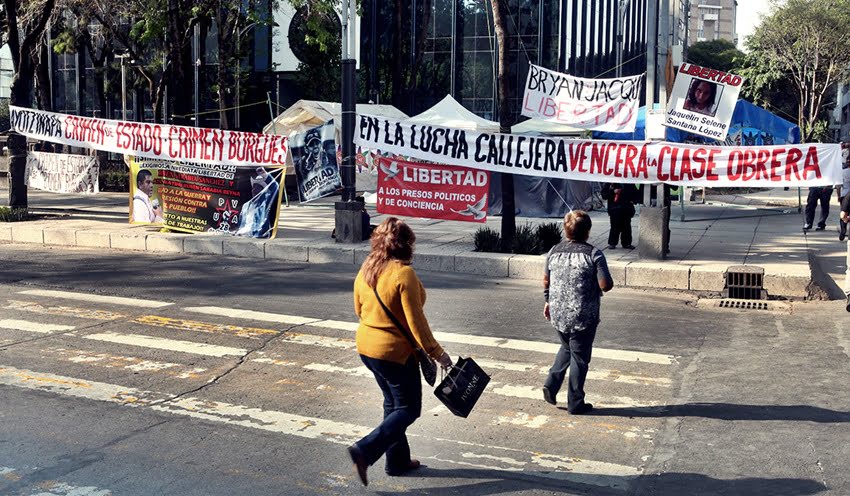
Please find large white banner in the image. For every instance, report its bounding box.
[354,114,843,187]
[10,106,288,167]
[666,63,743,141]
[25,151,99,194]
[521,64,643,132]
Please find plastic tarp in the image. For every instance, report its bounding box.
[262,100,408,136]
[593,99,801,145]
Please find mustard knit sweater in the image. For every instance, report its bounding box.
[353,260,445,364]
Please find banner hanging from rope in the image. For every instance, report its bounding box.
[10,106,288,167]
[354,114,843,187]
[522,64,643,132]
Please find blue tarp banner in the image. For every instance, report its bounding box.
[594,100,801,145]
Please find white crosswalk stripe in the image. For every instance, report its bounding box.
[0,365,642,490]
[0,467,112,496]
[17,289,173,308]
[0,319,75,334]
[0,291,678,492]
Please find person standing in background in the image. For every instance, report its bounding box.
[601,182,637,250]
[132,169,163,224]
[804,186,833,231]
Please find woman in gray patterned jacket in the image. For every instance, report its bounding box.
[542,210,614,414]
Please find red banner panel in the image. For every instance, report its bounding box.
[376,156,490,223]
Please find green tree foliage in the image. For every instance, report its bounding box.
[742,0,850,142]
[687,39,744,73]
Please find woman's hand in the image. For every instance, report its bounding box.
[543,302,551,321]
[437,351,453,370]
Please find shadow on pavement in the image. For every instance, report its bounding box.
[371,467,825,496]
[592,403,850,423]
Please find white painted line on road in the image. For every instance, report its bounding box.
[490,384,658,408]
[82,332,247,357]
[182,306,320,325]
[134,315,279,338]
[0,366,641,490]
[181,306,675,364]
[0,319,75,334]
[472,358,672,387]
[303,363,372,378]
[18,289,173,308]
[44,347,209,379]
[282,333,356,350]
[0,467,112,496]
[5,300,126,320]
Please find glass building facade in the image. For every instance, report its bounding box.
[361,0,650,119]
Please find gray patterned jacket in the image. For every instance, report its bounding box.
[544,241,613,333]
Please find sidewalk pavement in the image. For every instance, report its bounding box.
[1,183,847,300]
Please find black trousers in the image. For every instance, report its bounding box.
[805,187,832,228]
[608,211,633,247]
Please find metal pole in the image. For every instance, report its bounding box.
[194,24,200,127]
[646,0,657,108]
[121,57,127,121]
[235,23,241,129]
[267,92,289,208]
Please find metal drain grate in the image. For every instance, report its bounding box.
[719,299,769,310]
[724,266,766,300]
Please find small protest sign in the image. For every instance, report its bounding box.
[666,63,743,141]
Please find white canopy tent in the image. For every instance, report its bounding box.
[404,95,500,131]
[262,100,408,136]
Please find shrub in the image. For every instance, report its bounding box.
[0,207,34,222]
[99,169,129,192]
[536,222,563,253]
[512,223,541,255]
[473,226,501,252]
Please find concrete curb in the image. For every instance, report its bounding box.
[0,223,817,298]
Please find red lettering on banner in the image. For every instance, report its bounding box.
[785,148,803,180]
[706,150,720,180]
[168,127,179,158]
[769,148,784,181]
[623,145,639,178]
[803,147,822,179]
[590,144,606,175]
[657,146,672,181]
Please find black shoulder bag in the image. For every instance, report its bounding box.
[372,287,437,386]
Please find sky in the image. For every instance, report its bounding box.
[736,0,773,50]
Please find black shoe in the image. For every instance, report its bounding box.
[803,224,812,230]
[386,459,421,476]
[846,295,850,313]
[623,245,636,250]
[840,232,846,241]
[542,386,557,406]
[569,403,594,415]
[607,245,616,249]
[348,445,369,486]
[815,225,826,231]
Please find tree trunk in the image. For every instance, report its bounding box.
[35,42,53,111]
[490,0,515,253]
[391,0,404,108]
[6,0,58,208]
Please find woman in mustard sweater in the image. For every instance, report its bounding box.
[347,217,452,486]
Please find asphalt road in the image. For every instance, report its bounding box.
[0,242,848,496]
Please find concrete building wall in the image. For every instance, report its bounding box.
[686,0,738,45]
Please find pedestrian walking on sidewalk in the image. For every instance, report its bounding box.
[601,182,637,250]
[542,210,614,415]
[348,217,453,486]
[836,164,850,241]
[804,186,833,231]
[841,197,850,311]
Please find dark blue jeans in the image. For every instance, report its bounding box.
[355,354,422,474]
[544,327,597,412]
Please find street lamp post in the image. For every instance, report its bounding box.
[234,22,258,130]
[116,53,132,121]
[616,0,631,79]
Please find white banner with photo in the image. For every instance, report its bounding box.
[521,64,643,132]
[666,63,744,141]
[289,120,342,202]
[354,114,843,187]
[25,151,99,194]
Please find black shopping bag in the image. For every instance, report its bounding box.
[434,356,490,418]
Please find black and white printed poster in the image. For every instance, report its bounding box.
[290,120,342,202]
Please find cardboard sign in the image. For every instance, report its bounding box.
[522,64,643,132]
[666,63,744,141]
[376,157,490,222]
